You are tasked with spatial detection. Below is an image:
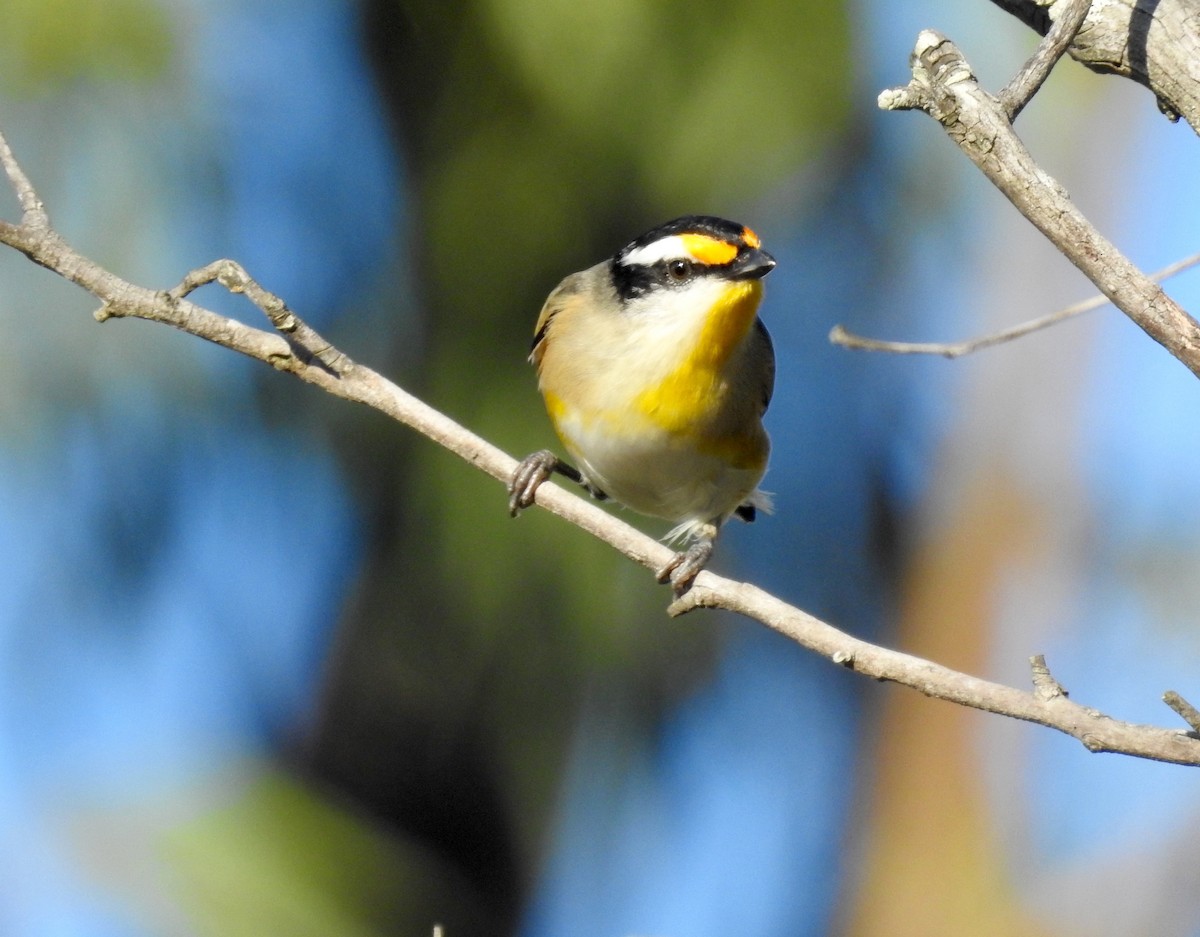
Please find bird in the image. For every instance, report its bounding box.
[508,215,776,595]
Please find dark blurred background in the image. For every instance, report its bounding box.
[2,1,1200,935]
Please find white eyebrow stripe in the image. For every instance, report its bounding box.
[620,235,692,267]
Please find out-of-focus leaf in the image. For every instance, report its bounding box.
[0,0,172,93]
[165,770,488,937]
[480,0,849,203]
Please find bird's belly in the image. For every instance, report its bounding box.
[556,416,766,528]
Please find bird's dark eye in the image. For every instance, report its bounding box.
[667,259,690,281]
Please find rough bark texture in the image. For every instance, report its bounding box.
[993,0,1200,132]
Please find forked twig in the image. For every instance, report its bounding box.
[999,0,1092,121]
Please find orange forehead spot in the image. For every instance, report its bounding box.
[741,226,761,249]
[680,233,738,265]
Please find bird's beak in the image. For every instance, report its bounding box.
[731,247,776,280]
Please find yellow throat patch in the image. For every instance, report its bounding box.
[634,278,764,448]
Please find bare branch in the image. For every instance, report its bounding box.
[1029,654,1068,701]
[830,250,1200,358]
[999,0,1092,121]
[0,126,47,221]
[669,585,1199,765]
[991,0,1200,134]
[157,258,353,375]
[1164,691,1200,736]
[2,124,1199,767]
[880,31,1200,380]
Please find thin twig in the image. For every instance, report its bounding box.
[0,126,47,221]
[1029,654,1069,701]
[1163,691,1200,735]
[161,259,353,375]
[999,0,1092,121]
[2,123,1199,766]
[830,250,1200,357]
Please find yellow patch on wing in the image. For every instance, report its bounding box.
[679,233,738,266]
[543,390,567,423]
[543,390,588,459]
[634,279,766,467]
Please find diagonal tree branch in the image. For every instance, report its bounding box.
[878,30,1200,379]
[2,124,1199,766]
[990,0,1200,134]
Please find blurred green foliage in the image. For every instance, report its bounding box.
[0,0,171,94]
[479,0,849,206]
[166,770,493,936]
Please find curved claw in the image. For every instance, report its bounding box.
[508,450,561,516]
[655,536,715,596]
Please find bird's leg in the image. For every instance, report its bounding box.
[508,450,593,516]
[656,524,718,596]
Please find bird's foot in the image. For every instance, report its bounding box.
[508,450,562,516]
[509,450,593,515]
[656,536,715,596]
